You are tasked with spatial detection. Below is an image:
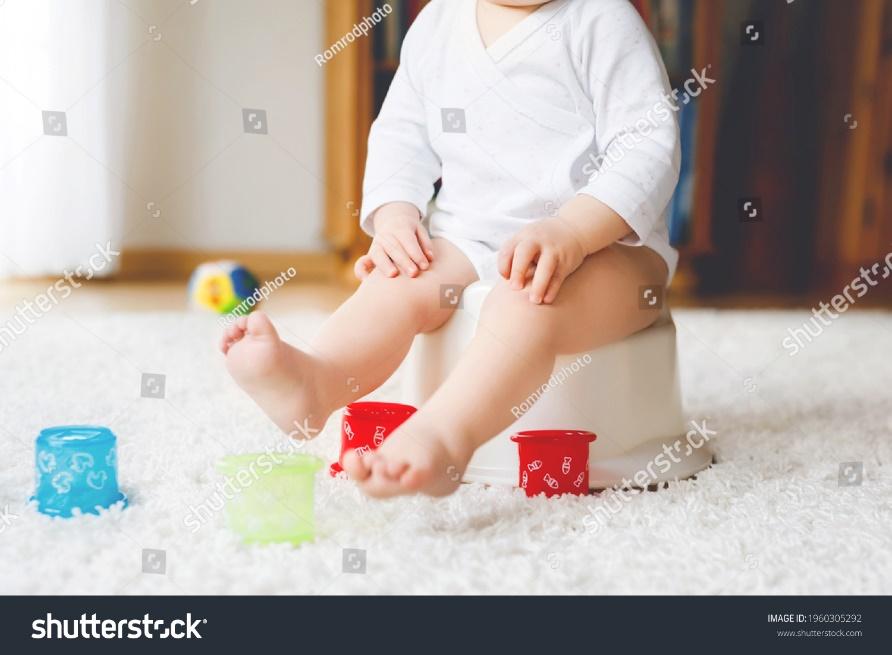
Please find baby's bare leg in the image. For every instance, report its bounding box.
[346,244,668,497]
[311,238,477,403]
[222,238,476,435]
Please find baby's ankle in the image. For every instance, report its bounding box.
[419,408,477,462]
[309,356,355,412]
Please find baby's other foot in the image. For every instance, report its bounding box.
[343,412,472,498]
[222,311,328,436]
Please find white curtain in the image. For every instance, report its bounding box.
[0,0,123,278]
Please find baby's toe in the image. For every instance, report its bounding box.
[244,311,277,338]
[342,450,372,482]
[400,460,435,492]
[220,322,247,353]
[371,459,394,481]
[384,458,410,480]
[360,468,406,498]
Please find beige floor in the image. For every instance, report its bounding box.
[1,278,888,314]
[0,279,353,314]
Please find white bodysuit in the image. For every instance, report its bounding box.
[360,0,681,282]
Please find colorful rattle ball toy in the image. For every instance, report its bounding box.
[188,261,260,315]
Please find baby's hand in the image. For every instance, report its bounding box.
[498,218,587,304]
[354,202,435,280]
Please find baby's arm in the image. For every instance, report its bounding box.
[572,2,681,249]
[500,2,680,303]
[357,11,441,279]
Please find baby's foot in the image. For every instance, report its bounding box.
[342,411,473,498]
[221,312,329,436]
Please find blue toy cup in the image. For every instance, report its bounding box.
[33,426,127,517]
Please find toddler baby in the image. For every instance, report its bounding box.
[221,0,679,497]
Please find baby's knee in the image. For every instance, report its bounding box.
[479,282,560,343]
[361,269,447,327]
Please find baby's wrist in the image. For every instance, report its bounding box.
[372,202,422,232]
[553,212,599,256]
[556,195,633,255]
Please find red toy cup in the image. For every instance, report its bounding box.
[329,402,417,477]
[510,430,596,497]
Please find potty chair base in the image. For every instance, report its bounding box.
[401,282,713,490]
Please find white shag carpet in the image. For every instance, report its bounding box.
[0,307,890,595]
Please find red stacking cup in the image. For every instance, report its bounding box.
[330,402,417,477]
[510,430,597,497]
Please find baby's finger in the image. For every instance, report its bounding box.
[381,235,419,277]
[529,252,557,304]
[396,230,430,271]
[510,241,539,290]
[370,244,398,277]
[543,270,568,305]
[353,255,375,280]
[498,238,517,279]
[416,225,435,261]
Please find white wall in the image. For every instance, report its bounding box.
[0,0,325,276]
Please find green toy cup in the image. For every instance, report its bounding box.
[216,453,323,546]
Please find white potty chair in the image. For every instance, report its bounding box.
[402,282,713,489]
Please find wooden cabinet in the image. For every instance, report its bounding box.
[323,0,375,272]
[815,0,892,295]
